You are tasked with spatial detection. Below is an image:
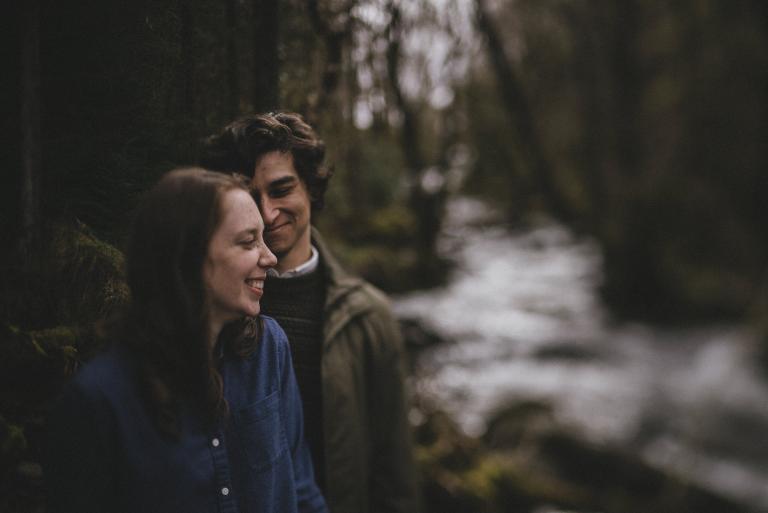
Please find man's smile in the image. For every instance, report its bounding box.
[266,222,289,233]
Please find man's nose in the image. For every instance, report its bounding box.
[259,197,280,224]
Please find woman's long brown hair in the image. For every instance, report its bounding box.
[122,168,259,437]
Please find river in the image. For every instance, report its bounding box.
[393,196,768,511]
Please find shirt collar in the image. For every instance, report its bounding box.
[267,245,319,279]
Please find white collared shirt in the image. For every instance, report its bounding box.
[266,245,319,279]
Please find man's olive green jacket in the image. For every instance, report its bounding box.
[313,229,419,513]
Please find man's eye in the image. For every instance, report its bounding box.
[271,188,290,198]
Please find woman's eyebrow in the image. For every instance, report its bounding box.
[235,226,263,238]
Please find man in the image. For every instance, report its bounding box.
[202,112,419,513]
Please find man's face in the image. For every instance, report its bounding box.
[250,151,312,273]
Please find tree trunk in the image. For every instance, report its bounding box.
[19,0,42,262]
[252,0,279,113]
[340,42,364,216]
[475,0,573,222]
[305,0,347,124]
[385,4,445,279]
[226,0,240,118]
[611,0,642,179]
[386,5,424,177]
[566,3,610,232]
[180,2,195,115]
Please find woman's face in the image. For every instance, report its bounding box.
[203,188,277,329]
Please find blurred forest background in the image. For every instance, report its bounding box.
[2,0,768,512]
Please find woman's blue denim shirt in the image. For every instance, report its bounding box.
[45,316,328,513]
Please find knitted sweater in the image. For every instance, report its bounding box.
[260,268,326,489]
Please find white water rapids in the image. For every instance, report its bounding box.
[393,197,768,511]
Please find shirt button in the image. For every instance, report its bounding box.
[211,438,220,447]
[221,487,229,496]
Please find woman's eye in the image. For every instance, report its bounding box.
[240,238,257,247]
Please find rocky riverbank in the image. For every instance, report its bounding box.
[396,197,768,512]
[402,319,761,513]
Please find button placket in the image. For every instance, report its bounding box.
[209,431,235,511]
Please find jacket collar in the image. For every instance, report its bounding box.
[311,227,371,342]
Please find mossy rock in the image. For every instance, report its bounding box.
[483,400,555,451]
[463,454,591,513]
[0,416,32,513]
[47,222,129,325]
[536,431,752,513]
[414,409,490,512]
[415,408,589,513]
[366,206,418,246]
[341,244,420,293]
[415,410,479,472]
[1,221,129,330]
[399,317,449,358]
[0,322,107,513]
[413,402,754,513]
[0,323,90,414]
[0,416,26,471]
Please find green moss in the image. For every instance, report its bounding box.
[0,323,85,412]
[28,326,82,367]
[0,416,27,457]
[342,245,420,292]
[51,222,130,322]
[463,456,507,502]
[1,221,129,330]
[367,206,418,245]
[29,326,79,346]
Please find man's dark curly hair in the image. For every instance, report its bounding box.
[200,112,333,212]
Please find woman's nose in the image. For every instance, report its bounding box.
[261,245,278,268]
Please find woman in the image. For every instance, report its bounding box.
[45,168,328,513]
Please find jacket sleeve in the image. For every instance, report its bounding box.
[278,335,329,513]
[364,301,420,513]
[44,380,117,513]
